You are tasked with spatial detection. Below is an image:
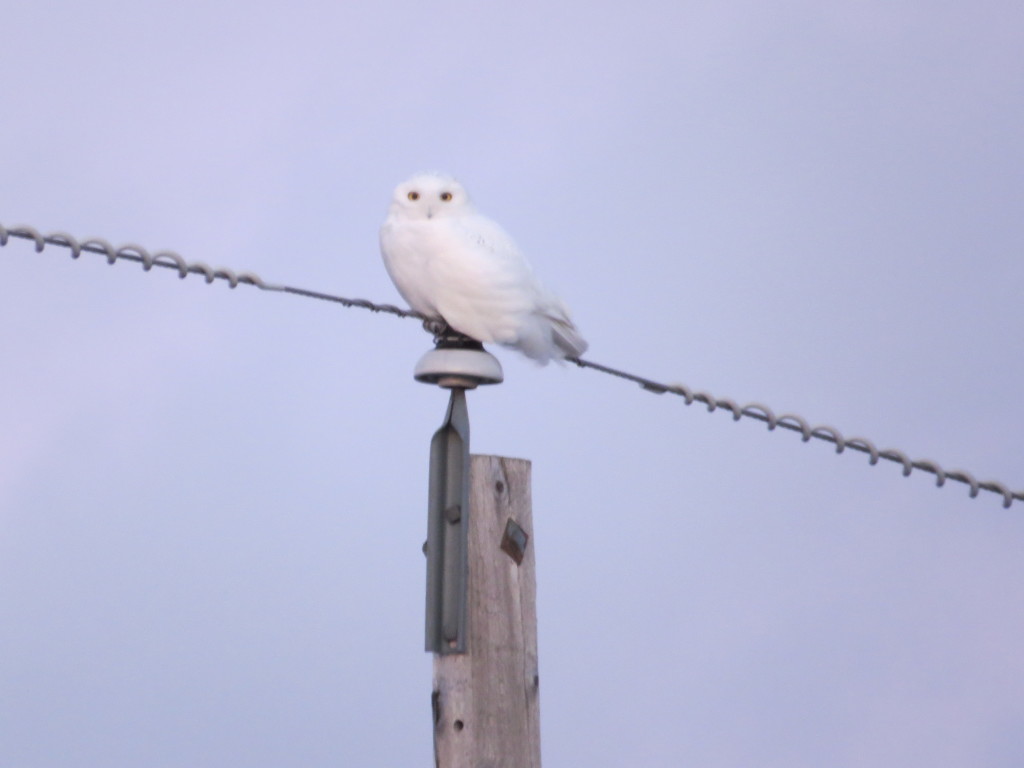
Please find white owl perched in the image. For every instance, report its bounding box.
[379,173,587,364]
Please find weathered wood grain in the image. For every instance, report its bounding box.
[433,455,541,768]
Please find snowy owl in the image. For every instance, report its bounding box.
[379,173,587,364]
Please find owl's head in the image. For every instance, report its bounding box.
[388,173,471,220]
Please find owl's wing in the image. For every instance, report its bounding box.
[443,215,588,362]
[450,214,525,266]
[425,214,540,344]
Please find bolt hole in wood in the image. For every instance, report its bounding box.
[454,720,465,732]
[495,480,505,493]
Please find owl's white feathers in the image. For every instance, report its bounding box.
[379,173,587,364]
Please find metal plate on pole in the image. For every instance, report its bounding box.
[425,388,471,654]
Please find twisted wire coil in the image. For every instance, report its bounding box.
[2,222,1020,508]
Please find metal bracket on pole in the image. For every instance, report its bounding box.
[418,325,503,655]
[425,388,471,654]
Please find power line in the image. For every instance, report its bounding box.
[565,356,1022,507]
[0,223,422,319]
[2,222,1020,509]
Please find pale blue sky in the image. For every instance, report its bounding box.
[2,1,1023,765]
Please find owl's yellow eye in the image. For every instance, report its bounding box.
[440,191,453,202]
[407,191,420,201]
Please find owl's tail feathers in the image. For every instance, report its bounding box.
[512,308,588,364]
[551,316,588,359]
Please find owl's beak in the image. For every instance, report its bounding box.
[425,207,435,219]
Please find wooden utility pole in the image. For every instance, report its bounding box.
[432,454,541,768]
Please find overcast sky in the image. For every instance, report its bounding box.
[2,1,1023,766]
